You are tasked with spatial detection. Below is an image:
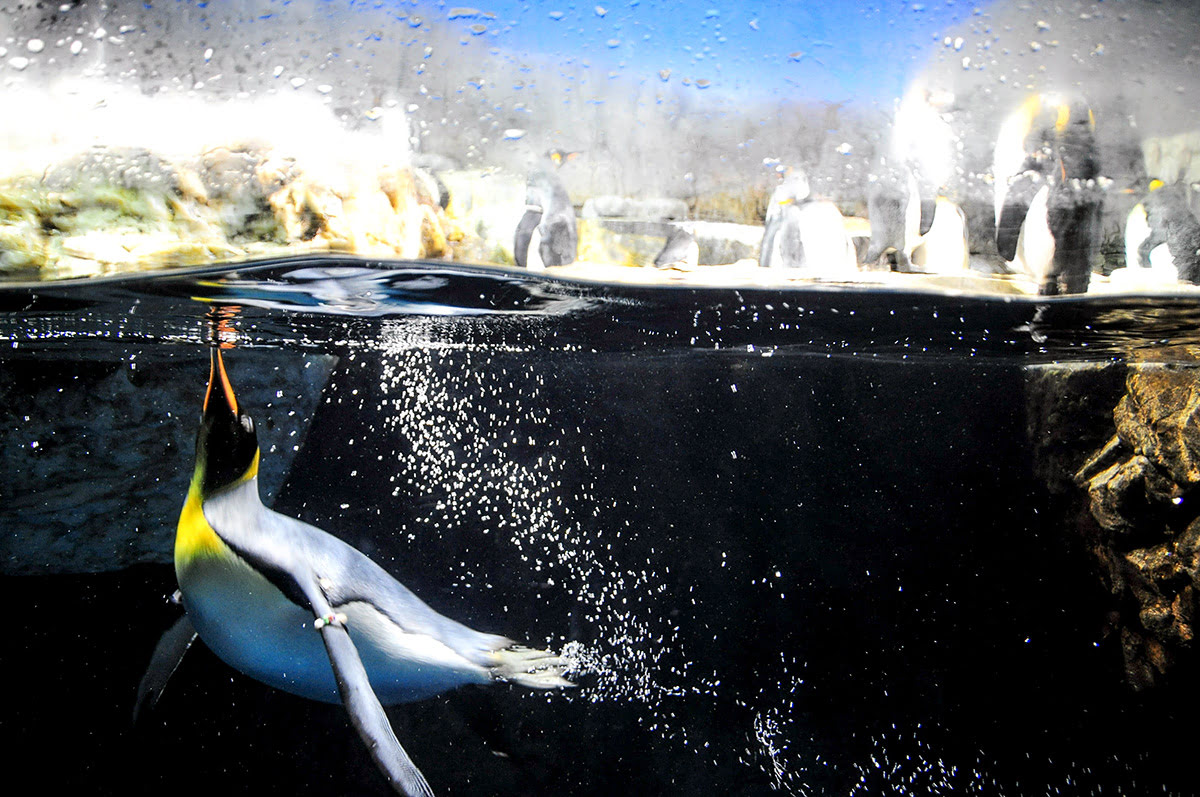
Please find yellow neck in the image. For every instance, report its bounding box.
[175,450,260,569]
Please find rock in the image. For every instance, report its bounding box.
[0,351,335,575]
[1114,365,1200,487]
[580,195,689,221]
[1074,360,1200,688]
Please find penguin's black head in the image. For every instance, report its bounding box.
[197,348,259,496]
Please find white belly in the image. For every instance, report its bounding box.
[179,553,490,705]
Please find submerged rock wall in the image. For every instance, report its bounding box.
[1072,363,1200,689]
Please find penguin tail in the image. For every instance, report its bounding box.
[489,645,575,690]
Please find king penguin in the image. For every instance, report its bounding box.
[515,149,578,269]
[993,93,1104,294]
[759,166,856,275]
[1123,179,1200,284]
[141,347,572,796]
[865,165,934,271]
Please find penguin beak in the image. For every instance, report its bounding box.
[203,347,239,419]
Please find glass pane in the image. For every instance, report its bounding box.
[0,1,1194,295]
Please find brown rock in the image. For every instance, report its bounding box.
[1115,365,1200,487]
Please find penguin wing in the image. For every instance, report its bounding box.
[133,613,197,723]
[302,576,434,797]
[996,172,1040,262]
[514,209,541,268]
[203,488,501,658]
[759,218,779,268]
[918,197,937,237]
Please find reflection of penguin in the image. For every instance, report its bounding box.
[759,168,856,274]
[1124,180,1200,284]
[865,167,933,271]
[515,149,578,269]
[653,225,699,269]
[145,349,573,796]
[993,94,1103,294]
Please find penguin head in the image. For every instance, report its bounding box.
[546,149,581,168]
[196,348,259,496]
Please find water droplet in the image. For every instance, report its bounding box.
[204,47,213,61]
[595,5,607,17]
[7,56,29,71]
[69,40,82,55]
[549,11,564,21]
[26,39,45,53]
[290,77,307,88]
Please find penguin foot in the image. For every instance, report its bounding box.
[490,645,575,690]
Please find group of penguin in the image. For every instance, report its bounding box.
[514,95,1200,294]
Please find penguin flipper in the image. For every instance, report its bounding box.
[305,580,434,797]
[918,197,937,237]
[133,613,197,723]
[514,209,541,269]
[997,175,1037,262]
[759,223,778,268]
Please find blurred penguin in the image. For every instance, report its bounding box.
[759,166,856,275]
[993,93,1104,294]
[1123,179,1200,284]
[912,197,971,274]
[654,225,699,270]
[865,166,931,271]
[515,149,578,269]
[869,83,968,274]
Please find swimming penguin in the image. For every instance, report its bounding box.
[514,149,578,269]
[759,167,856,274]
[141,347,572,796]
[865,166,934,271]
[1123,179,1200,284]
[993,93,1104,294]
[653,225,699,269]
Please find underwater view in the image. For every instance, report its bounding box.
[3,1,1200,795]
[4,261,1200,795]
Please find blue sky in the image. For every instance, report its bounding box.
[425,0,987,104]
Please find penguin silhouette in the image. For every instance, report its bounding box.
[515,149,579,269]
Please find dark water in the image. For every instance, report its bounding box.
[2,258,1198,796]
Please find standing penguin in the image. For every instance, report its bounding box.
[993,93,1104,294]
[1124,179,1200,284]
[140,347,572,796]
[864,166,933,271]
[759,166,856,275]
[515,149,578,269]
